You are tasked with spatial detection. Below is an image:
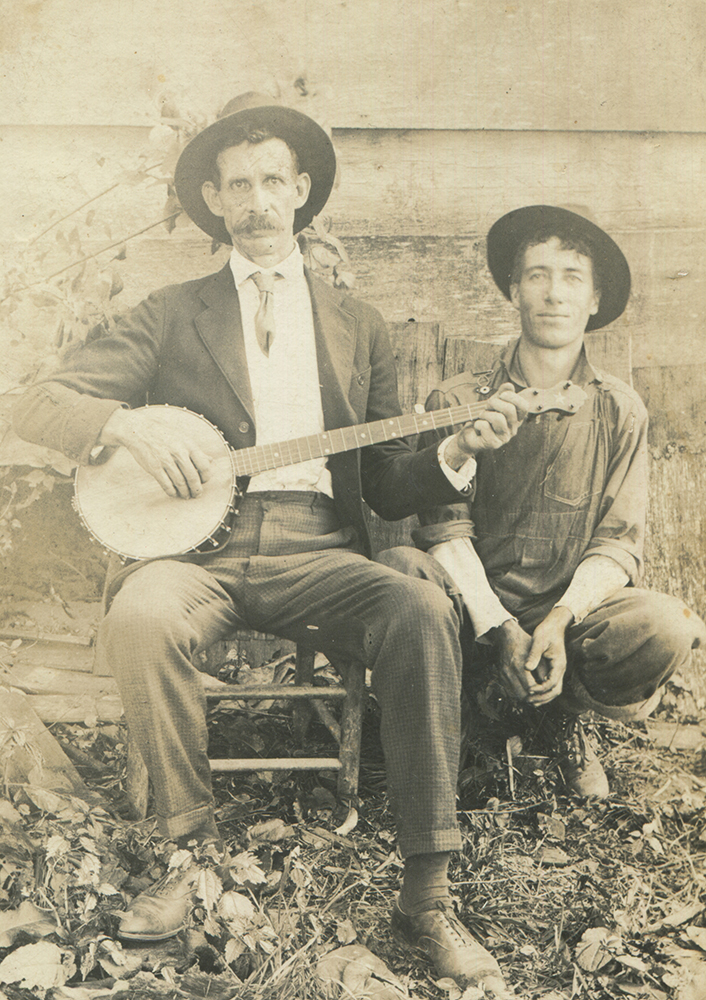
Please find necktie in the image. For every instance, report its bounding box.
[250,271,277,356]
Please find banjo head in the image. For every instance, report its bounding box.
[74,406,237,560]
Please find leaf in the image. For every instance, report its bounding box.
[109,269,124,299]
[575,926,623,971]
[195,868,223,911]
[616,953,649,972]
[0,940,76,988]
[335,917,357,944]
[661,901,703,927]
[228,850,267,885]
[168,848,194,870]
[218,890,256,932]
[0,900,57,947]
[0,800,23,824]
[74,852,100,886]
[225,936,245,964]
[685,925,706,952]
[246,818,295,844]
[647,721,706,751]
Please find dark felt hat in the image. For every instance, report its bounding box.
[174,92,336,244]
[486,205,631,331]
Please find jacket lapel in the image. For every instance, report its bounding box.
[194,264,255,425]
[306,269,358,431]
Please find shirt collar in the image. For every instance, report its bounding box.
[501,339,603,389]
[229,241,304,288]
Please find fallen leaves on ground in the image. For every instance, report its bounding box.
[0,665,705,999]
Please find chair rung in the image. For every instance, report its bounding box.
[207,685,346,701]
[210,756,342,772]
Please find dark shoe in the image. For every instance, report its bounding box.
[117,862,201,941]
[560,718,609,798]
[391,900,508,996]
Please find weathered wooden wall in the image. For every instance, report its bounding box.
[2,0,705,633]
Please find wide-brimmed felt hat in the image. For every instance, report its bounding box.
[486,205,631,331]
[174,92,336,244]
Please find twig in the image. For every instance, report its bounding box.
[506,737,516,799]
[25,160,163,247]
[26,183,120,247]
[6,211,182,298]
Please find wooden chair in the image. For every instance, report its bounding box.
[125,634,365,824]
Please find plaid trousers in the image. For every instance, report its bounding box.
[97,493,466,856]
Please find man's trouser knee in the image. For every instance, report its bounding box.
[554,588,706,720]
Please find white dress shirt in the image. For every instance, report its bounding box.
[229,243,333,496]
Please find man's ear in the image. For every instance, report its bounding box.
[294,172,311,209]
[509,283,521,310]
[589,288,601,316]
[202,181,225,218]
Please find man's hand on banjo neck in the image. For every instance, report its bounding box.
[99,407,213,500]
[443,382,530,471]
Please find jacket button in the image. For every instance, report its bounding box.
[357,373,365,385]
[238,421,250,434]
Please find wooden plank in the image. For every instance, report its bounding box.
[208,685,346,701]
[0,687,106,804]
[8,642,95,674]
[27,693,124,723]
[210,757,342,773]
[5,664,116,698]
[442,331,632,385]
[2,1,704,131]
[387,321,443,413]
[634,364,706,449]
[125,734,149,821]
[644,449,706,613]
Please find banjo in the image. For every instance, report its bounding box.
[73,381,587,560]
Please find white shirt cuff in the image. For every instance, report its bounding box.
[437,436,476,493]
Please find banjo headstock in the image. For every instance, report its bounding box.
[518,381,587,415]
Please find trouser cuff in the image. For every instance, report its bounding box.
[158,802,217,840]
[397,829,463,859]
[559,675,663,722]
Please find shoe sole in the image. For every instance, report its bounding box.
[117,925,186,942]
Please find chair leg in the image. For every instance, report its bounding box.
[293,643,316,745]
[125,731,150,820]
[336,661,365,804]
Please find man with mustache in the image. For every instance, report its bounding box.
[381,205,706,798]
[13,94,527,996]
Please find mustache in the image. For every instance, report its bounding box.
[235,214,281,234]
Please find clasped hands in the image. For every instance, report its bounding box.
[490,608,574,706]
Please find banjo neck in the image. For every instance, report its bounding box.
[229,380,586,478]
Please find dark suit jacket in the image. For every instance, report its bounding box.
[13,264,464,556]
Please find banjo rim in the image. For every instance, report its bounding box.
[73,406,238,561]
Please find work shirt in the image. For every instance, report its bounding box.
[414,341,649,621]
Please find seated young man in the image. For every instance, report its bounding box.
[380,204,706,797]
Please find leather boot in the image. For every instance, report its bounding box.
[391,900,509,997]
[117,862,201,941]
[560,717,610,798]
